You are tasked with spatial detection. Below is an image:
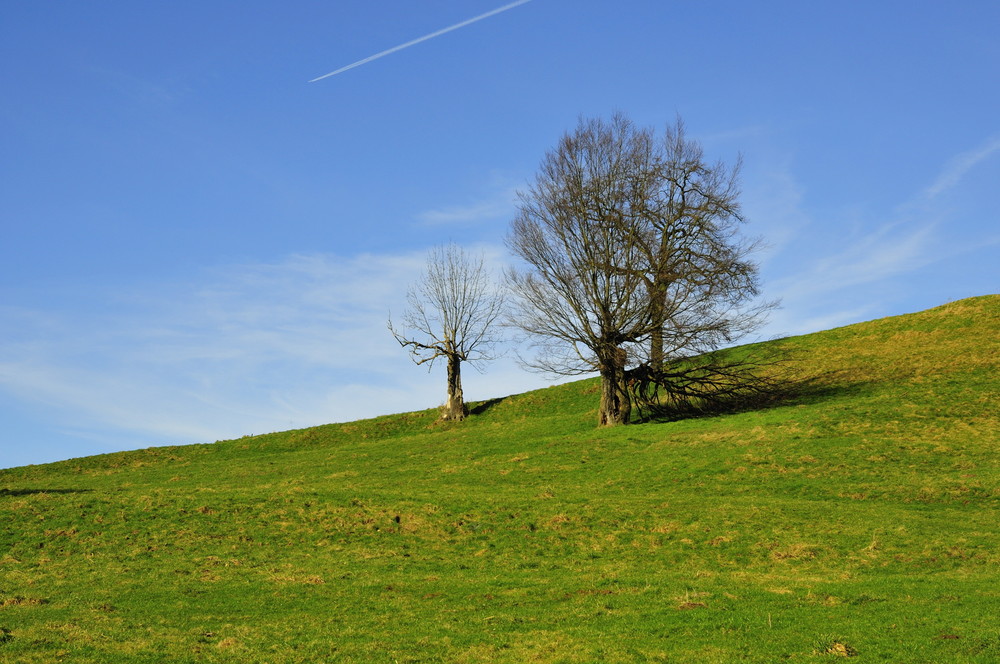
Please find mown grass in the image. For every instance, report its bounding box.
[1,295,998,663]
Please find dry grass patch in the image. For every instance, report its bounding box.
[822,640,859,657]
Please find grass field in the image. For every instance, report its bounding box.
[1,295,998,662]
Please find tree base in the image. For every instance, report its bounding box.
[440,398,467,422]
[440,410,467,422]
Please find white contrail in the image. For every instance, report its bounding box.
[309,0,533,82]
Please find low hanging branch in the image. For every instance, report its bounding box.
[388,244,505,421]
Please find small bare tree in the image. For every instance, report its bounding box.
[388,244,505,421]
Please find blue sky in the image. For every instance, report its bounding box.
[2,0,998,469]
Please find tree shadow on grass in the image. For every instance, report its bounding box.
[634,374,876,424]
[469,397,506,416]
[0,488,93,497]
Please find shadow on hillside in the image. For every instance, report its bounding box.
[469,397,506,416]
[635,375,874,424]
[0,488,93,497]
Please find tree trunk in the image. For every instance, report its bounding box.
[442,354,467,421]
[649,281,666,368]
[598,347,631,426]
[650,325,664,369]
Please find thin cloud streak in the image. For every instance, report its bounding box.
[417,188,517,226]
[753,131,1000,340]
[923,135,1000,200]
[0,248,547,455]
[309,0,533,82]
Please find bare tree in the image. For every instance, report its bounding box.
[625,118,778,417]
[506,114,776,426]
[388,244,505,421]
[506,116,653,425]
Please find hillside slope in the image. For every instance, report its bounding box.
[1,295,998,663]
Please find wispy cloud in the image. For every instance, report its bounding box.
[309,0,533,82]
[922,135,1000,200]
[0,248,543,457]
[802,222,935,292]
[749,138,992,338]
[0,253,427,446]
[416,188,518,225]
[759,219,937,337]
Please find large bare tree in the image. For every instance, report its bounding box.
[506,114,776,426]
[388,244,504,421]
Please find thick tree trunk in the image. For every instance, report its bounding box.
[598,347,631,426]
[649,282,666,369]
[442,354,467,421]
[650,325,664,369]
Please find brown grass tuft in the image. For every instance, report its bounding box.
[824,641,858,657]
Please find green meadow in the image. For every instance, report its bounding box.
[1,295,998,663]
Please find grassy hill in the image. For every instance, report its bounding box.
[1,295,998,663]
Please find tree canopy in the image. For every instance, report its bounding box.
[506,114,776,425]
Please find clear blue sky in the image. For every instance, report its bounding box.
[2,1,998,469]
